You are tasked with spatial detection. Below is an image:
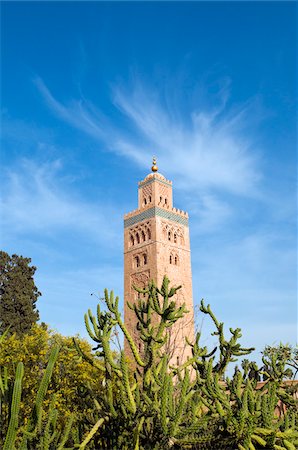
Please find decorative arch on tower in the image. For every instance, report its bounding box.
[161,221,185,245]
[128,222,152,247]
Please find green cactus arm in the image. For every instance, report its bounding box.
[3,361,24,450]
[106,378,117,417]
[133,416,145,450]
[72,338,105,372]
[89,312,101,337]
[161,375,169,434]
[120,351,137,414]
[101,335,122,373]
[116,310,146,367]
[84,312,100,342]
[20,346,60,448]
[0,365,9,396]
[34,346,60,423]
[57,413,75,450]
[42,395,58,450]
[169,369,190,436]
[151,289,162,315]
[78,417,107,449]
[251,434,268,447]
[132,284,148,294]
[282,439,296,450]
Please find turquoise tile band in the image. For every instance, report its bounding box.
[138,178,172,188]
[124,207,188,228]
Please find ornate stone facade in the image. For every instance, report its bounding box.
[124,167,195,366]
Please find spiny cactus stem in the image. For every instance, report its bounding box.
[84,313,100,343]
[117,312,146,367]
[3,362,24,450]
[101,335,121,373]
[120,352,137,414]
[79,417,108,449]
[72,338,105,372]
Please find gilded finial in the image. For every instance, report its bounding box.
[151,156,158,172]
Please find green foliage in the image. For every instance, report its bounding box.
[2,274,298,449]
[261,344,298,381]
[0,324,104,447]
[3,362,24,450]
[77,275,298,449]
[0,251,40,335]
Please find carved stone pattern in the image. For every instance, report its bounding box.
[129,221,152,246]
[158,184,170,206]
[158,183,169,198]
[161,221,185,245]
[142,184,152,203]
[131,270,150,287]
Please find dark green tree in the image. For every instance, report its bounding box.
[0,251,40,335]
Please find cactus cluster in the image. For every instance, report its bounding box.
[2,346,76,449]
[2,275,298,449]
[75,276,298,450]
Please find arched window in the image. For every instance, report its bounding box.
[147,228,151,240]
[141,230,146,242]
[168,231,171,241]
[135,256,140,268]
[160,196,162,204]
[174,233,177,243]
[165,198,168,205]
[143,254,147,265]
[144,198,147,205]
[130,235,134,247]
[136,233,140,244]
[149,196,152,202]
[177,356,180,366]
[169,255,172,264]
[174,255,178,265]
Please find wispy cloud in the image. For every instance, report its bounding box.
[34,75,266,233]
[0,158,119,245]
[188,194,233,233]
[35,76,262,198]
[113,82,262,196]
[34,77,109,142]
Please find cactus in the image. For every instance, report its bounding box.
[2,275,297,449]
[75,275,298,450]
[3,361,24,450]
[2,345,84,450]
[19,345,60,449]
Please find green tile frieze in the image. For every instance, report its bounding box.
[138,178,172,188]
[124,207,188,228]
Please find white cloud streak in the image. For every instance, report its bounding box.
[113,83,261,196]
[35,76,262,198]
[34,75,266,233]
[0,158,119,244]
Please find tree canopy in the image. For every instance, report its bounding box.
[0,251,40,335]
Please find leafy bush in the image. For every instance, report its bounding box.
[0,324,104,446]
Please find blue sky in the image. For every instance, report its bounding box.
[1,2,297,361]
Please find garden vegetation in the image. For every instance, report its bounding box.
[0,252,297,449]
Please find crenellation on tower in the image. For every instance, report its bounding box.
[124,159,195,366]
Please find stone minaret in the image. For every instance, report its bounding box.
[124,159,194,366]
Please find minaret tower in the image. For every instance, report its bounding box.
[124,158,195,365]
